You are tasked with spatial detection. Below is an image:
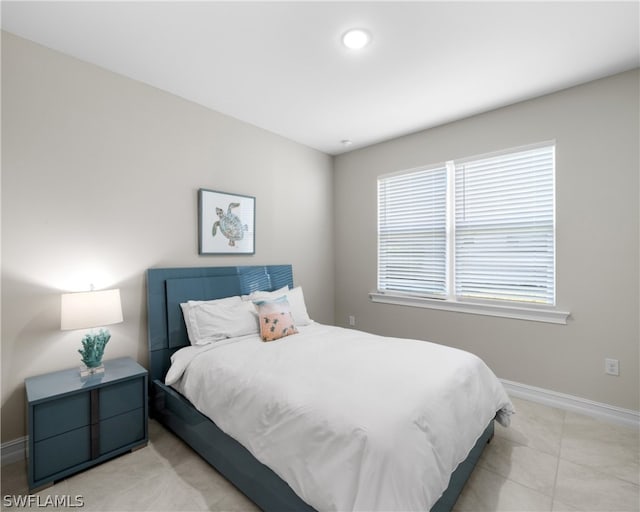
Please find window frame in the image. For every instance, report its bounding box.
[373,141,570,324]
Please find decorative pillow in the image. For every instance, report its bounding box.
[254,296,299,342]
[180,296,258,345]
[246,286,312,326]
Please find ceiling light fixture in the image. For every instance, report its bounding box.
[341,139,353,147]
[342,29,371,50]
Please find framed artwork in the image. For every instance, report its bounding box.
[198,189,255,255]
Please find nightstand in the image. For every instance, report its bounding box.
[25,357,148,491]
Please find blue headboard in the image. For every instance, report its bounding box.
[146,265,294,382]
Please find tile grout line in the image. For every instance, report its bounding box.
[550,407,567,508]
[555,412,640,491]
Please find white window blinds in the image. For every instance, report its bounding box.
[377,143,556,306]
[454,145,555,304]
[378,166,448,297]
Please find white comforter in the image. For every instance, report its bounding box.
[168,323,513,512]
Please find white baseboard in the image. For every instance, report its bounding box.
[1,436,26,466]
[501,378,640,429]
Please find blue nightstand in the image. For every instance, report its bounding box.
[25,357,148,491]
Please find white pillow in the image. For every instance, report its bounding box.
[245,286,312,326]
[180,296,240,344]
[243,285,289,302]
[180,296,258,345]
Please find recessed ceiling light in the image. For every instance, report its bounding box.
[342,29,371,50]
[341,139,353,146]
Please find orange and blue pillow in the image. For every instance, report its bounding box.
[253,296,299,342]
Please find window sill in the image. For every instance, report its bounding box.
[369,292,570,324]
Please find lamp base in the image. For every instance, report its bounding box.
[80,363,105,378]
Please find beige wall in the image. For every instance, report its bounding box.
[1,32,335,442]
[2,31,638,444]
[334,70,639,412]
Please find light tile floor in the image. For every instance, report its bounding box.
[2,397,638,511]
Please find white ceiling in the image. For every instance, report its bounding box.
[2,1,639,155]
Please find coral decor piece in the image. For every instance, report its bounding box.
[78,329,111,368]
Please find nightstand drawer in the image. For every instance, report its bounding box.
[100,409,146,455]
[33,393,90,441]
[34,426,91,481]
[99,378,144,419]
[99,408,145,454]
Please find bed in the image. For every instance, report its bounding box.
[147,265,512,512]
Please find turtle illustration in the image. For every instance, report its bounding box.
[212,202,248,247]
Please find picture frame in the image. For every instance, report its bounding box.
[198,188,255,255]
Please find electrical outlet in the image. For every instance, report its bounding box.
[348,315,356,326]
[605,358,620,376]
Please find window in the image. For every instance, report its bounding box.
[376,142,567,323]
[377,164,448,297]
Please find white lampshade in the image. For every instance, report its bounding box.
[61,289,123,331]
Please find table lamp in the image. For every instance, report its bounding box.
[60,288,123,376]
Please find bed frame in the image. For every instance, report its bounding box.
[147,265,493,512]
